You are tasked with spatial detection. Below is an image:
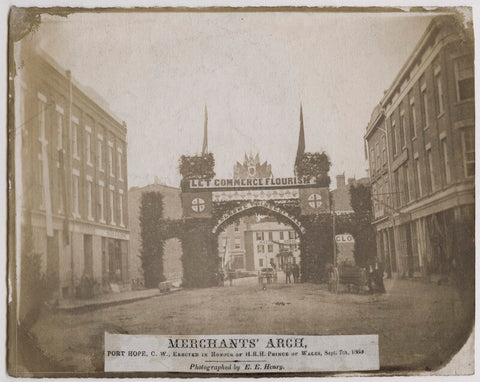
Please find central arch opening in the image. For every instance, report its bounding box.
[214,205,303,284]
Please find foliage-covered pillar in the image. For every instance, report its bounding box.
[180,218,219,288]
[349,184,376,267]
[178,153,218,287]
[299,214,333,283]
[140,191,166,288]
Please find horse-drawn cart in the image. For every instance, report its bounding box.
[328,263,368,294]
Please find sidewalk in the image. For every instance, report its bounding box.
[54,287,180,313]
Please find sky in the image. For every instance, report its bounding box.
[29,10,435,189]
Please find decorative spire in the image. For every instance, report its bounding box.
[294,103,305,176]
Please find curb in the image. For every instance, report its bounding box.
[54,288,182,313]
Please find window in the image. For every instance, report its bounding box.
[110,190,115,224]
[87,181,93,219]
[38,100,46,140]
[414,157,422,198]
[399,111,406,148]
[256,232,264,241]
[97,139,104,171]
[391,118,397,156]
[72,119,79,158]
[56,112,63,150]
[257,244,264,253]
[98,184,105,222]
[462,127,475,177]
[268,244,273,253]
[234,238,241,249]
[117,150,123,180]
[382,135,387,164]
[435,72,444,114]
[119,193,124,227]
[409,101,417,139]
[108,143,114,177]
[421,87,429,128]
[289,231,295,239]
[425,148,435,192]
[455,56,474,101]
[279,231,284,240]
[403,164,410,203]
[375,142,380,169]
[384,178,390,209]
[378,183,384,215]
[37,99,47,209]
[259,259,264,267]
[441,138,451,184]
[72,175,79,216]
[234,221,239,232]
[86,130,92,165]
[38,159,45,209]
[370,148,376,173]
[268,231,273,241]
[57,168,64,213]
[394,170,401,208]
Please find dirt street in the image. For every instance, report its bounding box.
[23,278,473,375]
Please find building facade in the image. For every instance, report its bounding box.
[244,221,300,271]
[15,43,130,300]
[218,217,253,271]
[365,16,474,279]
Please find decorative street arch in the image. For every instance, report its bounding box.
[212,201,306,235]
[179,174,338,287]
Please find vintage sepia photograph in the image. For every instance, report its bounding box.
[6,5,475,377]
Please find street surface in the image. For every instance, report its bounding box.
[27,278,473,374]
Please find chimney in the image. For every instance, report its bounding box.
[336,174,346,189]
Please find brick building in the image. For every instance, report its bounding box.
[15,42,130,300]
[364,16,474,279]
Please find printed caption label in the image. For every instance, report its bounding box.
[105,334,379,373]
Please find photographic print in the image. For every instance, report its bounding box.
[6,5,475,377]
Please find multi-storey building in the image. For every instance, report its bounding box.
[218,217,254,271]
[15,42,130,299]
[365,16,474,279]
[244,221,300,271]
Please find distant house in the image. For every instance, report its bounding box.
[128,183,183,285]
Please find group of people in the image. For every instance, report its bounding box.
[367,260,386,294]
[285,263,300,284]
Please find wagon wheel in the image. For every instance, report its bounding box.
[328,267,339,294]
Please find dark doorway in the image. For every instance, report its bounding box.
[46,230,60,292]
[83,234,93,278]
